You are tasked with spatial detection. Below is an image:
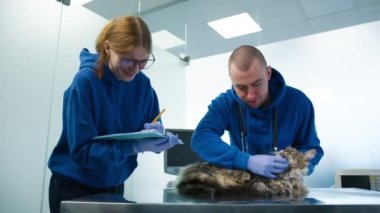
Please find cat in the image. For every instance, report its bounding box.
[175,147,316,200]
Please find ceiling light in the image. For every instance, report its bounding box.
[152,30,185,49]
[208,12,262,39]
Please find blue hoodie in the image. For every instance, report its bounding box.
[192,68,323,174]
[48,48,160,188]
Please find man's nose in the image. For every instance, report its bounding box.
[246,87,256,99]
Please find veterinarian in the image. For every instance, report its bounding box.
[192,45,324,179]
[47,16,180,213]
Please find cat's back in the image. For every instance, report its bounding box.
[175,162,252,197]
[175,147,315,199]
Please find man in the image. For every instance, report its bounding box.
[191,45,323,179]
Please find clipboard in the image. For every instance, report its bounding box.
[93,129,165,141]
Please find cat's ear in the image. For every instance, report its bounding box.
[304,149,316,160]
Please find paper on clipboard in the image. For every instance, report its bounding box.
[93,129,165,141]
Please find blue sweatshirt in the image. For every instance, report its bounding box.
[192,68,323,174]
[48,48,160,188]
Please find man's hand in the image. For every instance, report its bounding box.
[247,154,289,179]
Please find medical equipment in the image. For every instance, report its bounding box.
[236,103,278,154]
[335,169,380,191]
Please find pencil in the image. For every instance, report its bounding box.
[151,108,166,123]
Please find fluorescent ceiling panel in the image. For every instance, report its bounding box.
[72,0,93,5]
[208,12,262,39]
[152,30,185,49]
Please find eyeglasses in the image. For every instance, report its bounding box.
[120,54,155,70]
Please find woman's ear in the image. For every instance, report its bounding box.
[104,40,110,53]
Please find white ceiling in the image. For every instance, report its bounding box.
[82,0,380,60]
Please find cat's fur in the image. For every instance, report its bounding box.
[175,147,316,200]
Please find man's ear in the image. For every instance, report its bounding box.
[266,65,272,79]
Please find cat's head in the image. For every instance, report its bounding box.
[277,147,316,175]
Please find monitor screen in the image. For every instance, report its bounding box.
[335,169,380,191]
[341,175,371,190]
[164,129,203,175]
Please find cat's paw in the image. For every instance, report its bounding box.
[253,182,268,192]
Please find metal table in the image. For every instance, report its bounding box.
[61,188,380,213]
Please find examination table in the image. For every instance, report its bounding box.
[61,188,380,213]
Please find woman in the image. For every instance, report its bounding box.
[48,16,179,213]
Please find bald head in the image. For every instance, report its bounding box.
[228,45,267,72]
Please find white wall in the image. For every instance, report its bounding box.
[0,1,62,212]
[185,20,380,188]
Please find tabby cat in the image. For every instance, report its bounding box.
[175,147,316,199]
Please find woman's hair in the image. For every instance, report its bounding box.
[95,16,152,78]
[228,45,267,72]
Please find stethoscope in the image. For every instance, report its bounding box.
[236,103,278,155]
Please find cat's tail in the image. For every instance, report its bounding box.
[175,162,218,198]
[175,180,217,198]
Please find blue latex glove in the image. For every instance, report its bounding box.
[144,121,164,134]
[133,132,179,153]
[247,154,289,179]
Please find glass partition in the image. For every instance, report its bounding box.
[0,1,66,213]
